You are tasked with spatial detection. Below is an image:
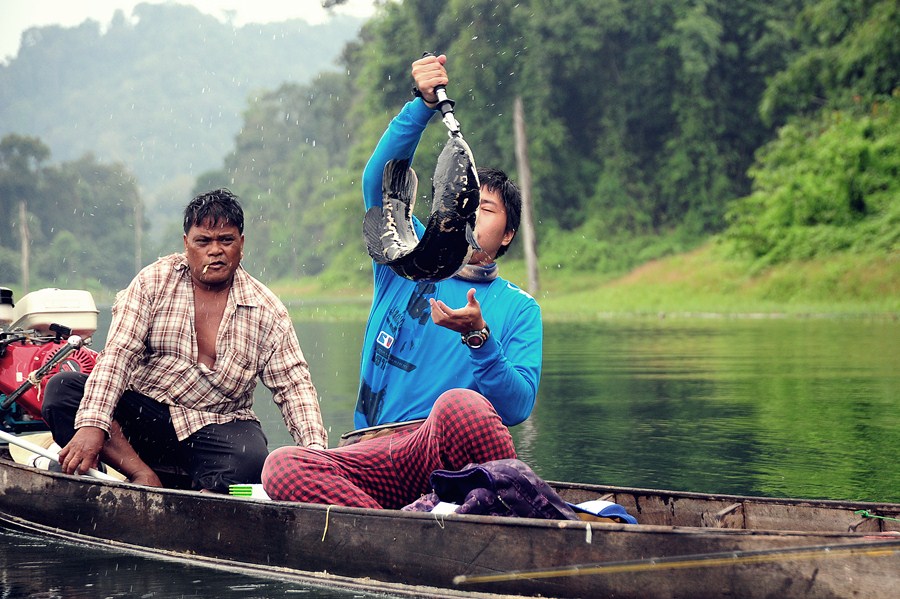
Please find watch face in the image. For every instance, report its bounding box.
[465,331,485,348]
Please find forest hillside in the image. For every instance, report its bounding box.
[1,0,897,315]
[0,3,362,237]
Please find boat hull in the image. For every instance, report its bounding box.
[1,456,899,598]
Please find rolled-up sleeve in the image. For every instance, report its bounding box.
[75,278,150,433]
[260,321,328,448]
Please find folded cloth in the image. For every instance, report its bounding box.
[403,458,580,520]
[568,499,638,524]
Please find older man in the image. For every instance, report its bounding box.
[42,188,326,492]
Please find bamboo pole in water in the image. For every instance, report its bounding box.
[134,199,142,275]
[19,200,29,293]
[513,96,539,295]
[0,429,117,481]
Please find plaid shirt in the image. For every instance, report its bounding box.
[75,254,327,448]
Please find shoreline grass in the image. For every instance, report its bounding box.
[269,243,899,322]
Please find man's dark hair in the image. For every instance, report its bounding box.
[477,167,521,259]
[183,188,244,234]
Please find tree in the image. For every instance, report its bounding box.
[0,133,147,289]
[726,0,900,265]
[0,135,50,251]
[207,71,362,280]
[726,93,900,264]
[760,0,900,125]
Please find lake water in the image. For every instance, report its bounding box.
[0,527,373,598]
[2,316,898,596]
[271,317,900,503]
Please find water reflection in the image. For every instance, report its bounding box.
[257,317,900,503]
[0,528,383,598]
[522,318,900,502]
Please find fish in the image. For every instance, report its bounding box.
[363,134,481,282]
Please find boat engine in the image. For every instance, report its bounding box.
[0,287,99,433]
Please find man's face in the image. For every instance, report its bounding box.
[469,187,515,265]
[183,219,244,288]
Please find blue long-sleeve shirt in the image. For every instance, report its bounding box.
[355,98,542,428]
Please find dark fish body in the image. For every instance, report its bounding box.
[363,135,481,282]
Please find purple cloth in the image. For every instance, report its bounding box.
[403,458,579,520]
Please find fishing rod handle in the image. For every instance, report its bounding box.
[420,52,461,134]
[421,52,456,108]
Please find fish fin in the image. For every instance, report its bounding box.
[378,160,421,261]
[383,159,417,207]
[363,206,387,262]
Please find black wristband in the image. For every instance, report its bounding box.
[412,86,423,99]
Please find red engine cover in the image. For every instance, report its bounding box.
[0,340,98,419]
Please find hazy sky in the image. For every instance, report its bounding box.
[0,0,377,64]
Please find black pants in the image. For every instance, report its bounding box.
[41,371,269,492]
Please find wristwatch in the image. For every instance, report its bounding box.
[461,326,490,349]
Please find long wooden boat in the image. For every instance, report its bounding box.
[1,448,899,598]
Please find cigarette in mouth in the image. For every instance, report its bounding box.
[202,264,209,274]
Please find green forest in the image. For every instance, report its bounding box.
[1,0,898,315]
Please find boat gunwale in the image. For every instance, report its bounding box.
[5,452,900,599]
[2,453,899,539]
[550,478,900,511]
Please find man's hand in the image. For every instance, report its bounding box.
[429,288,486,334]
[411,54,448,106]
[58,426,106,476]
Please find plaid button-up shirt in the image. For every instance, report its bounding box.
[75,254,327,448]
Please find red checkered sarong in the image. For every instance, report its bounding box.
[261,389,517,509]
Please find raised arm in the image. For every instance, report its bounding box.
[361,54,449,210]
